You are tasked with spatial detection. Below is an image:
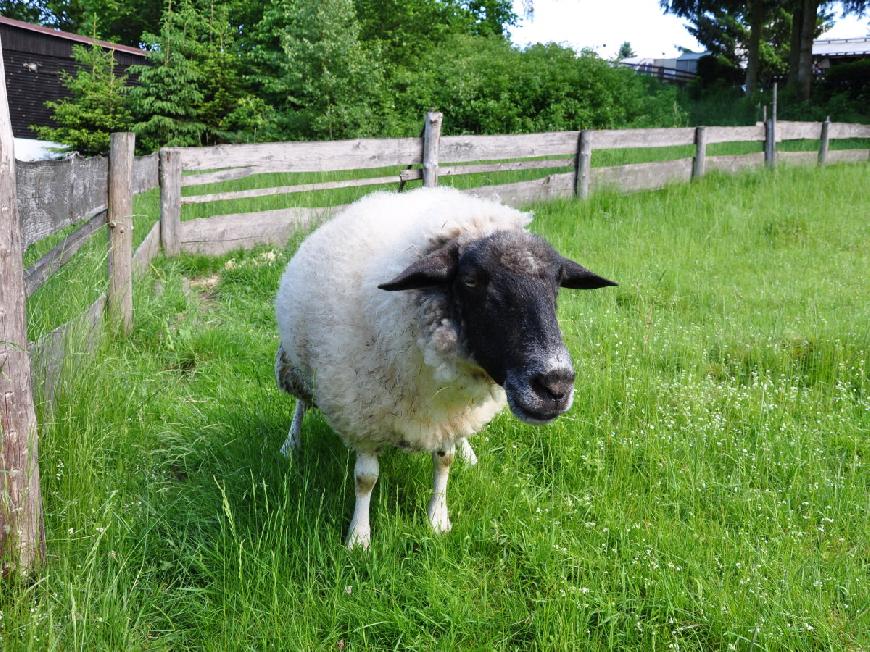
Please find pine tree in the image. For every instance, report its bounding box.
[246,0,389,140]
[130,0,207,152]
[35,44,133,156]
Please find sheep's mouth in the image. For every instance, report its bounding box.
[504,371,574,426]
[505,391,567,425]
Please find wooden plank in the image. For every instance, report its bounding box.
[825,149,869,163]
[778,151,819,166]
[179,206,339,256]
[107,133,134,334]
[776,121,822,141]
[575,130,591,199]
[181,166,256,187]
[466,172,575,207]
[0,33,45,571]
[692,126,707,179]
[423,112,442,187]
[826,122,870,139]
[706,152,765,173]
[173,137,422,172]
[591,159,693,193]
[704,125,766,144]
[132,153,159,194]
[132,220,161,275]
[589,127,696,149]
[159,148,181,256]
[28,294,105,411]
[17,155,108,248]
[181,174,401,205]
[24,209,106,297]
[398,158,571,182]
[440,131,579,163]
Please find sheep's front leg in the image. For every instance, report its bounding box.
[279,399,306,457]
[457,438,478,466]
[428,445,455,534]
[346,452,379,549]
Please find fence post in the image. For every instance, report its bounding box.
[765,83,777,169]
[818,116,830,166]
[574,130,592,199]
[0,34,45,573]
[108,132,135,334]
[159,148,181,255]
[692,126,707,179]
[422,112,442,188]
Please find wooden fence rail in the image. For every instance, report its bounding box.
[157,113,869,256]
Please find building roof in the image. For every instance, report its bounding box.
[0,15,147,56]
[676,50,709,61]
[812,37,870,58]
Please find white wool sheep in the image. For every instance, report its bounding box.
[275,186,615,548]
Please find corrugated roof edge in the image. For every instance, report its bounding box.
[0,15,148,57]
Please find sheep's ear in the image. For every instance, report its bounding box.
[560,258,618,290]
[378,244,459,291]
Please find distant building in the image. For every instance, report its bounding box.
[813,37,870,73]
[619,50,708,84]
[0,16,147,138]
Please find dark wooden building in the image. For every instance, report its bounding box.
[0,16,147,138]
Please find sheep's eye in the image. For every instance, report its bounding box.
[462,276,478,288]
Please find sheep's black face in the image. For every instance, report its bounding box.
[379,230,616,425]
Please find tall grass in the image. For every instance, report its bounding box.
[2,163,867,650]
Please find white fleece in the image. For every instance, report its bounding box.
[275,186,532,454]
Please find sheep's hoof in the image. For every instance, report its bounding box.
[457,438,478,467]
[428,500,452,534]
[345,528,371,550]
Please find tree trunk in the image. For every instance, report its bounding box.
[0,35,45,574]
[745,0,764,94]
[796,0,818,100]
[788,0,803,85]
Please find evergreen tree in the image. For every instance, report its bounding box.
[247,0,389,140]
[130,0,207,152]
[35,44,133,156]
[618,42,636,59]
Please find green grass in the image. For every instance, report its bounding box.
[3,163,868,650]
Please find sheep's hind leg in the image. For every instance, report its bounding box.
[457,438,478,466]
[428,444,455,534]
[280,399,306,457]
[346,452,379,549]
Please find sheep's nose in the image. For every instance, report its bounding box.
[531,369,575,402]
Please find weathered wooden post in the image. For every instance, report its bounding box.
[818,116,830,166]
[765,83,778,168]
[108,132,135,334]
[422,112,442,188]
[692,126,707,179]
[159,148,181,256]
[0,34,45,573]
[574,130,592,199]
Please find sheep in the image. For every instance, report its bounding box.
[275,186,616,548]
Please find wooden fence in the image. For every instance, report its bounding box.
[2,99,869,570]
[158,112,870,256]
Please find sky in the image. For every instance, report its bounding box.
[509,0,870,60]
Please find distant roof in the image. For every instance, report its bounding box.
[813,37,870,57]
[0,15,147,56]
[676,50,710,61]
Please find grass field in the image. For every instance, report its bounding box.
[2,163,868,650]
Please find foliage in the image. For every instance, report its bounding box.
[695,54,745,88]
[618,41,636,59]
[129,1,208,152]
[244,0,389,140]
[396,37,687,136]
[34,44,132,156]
